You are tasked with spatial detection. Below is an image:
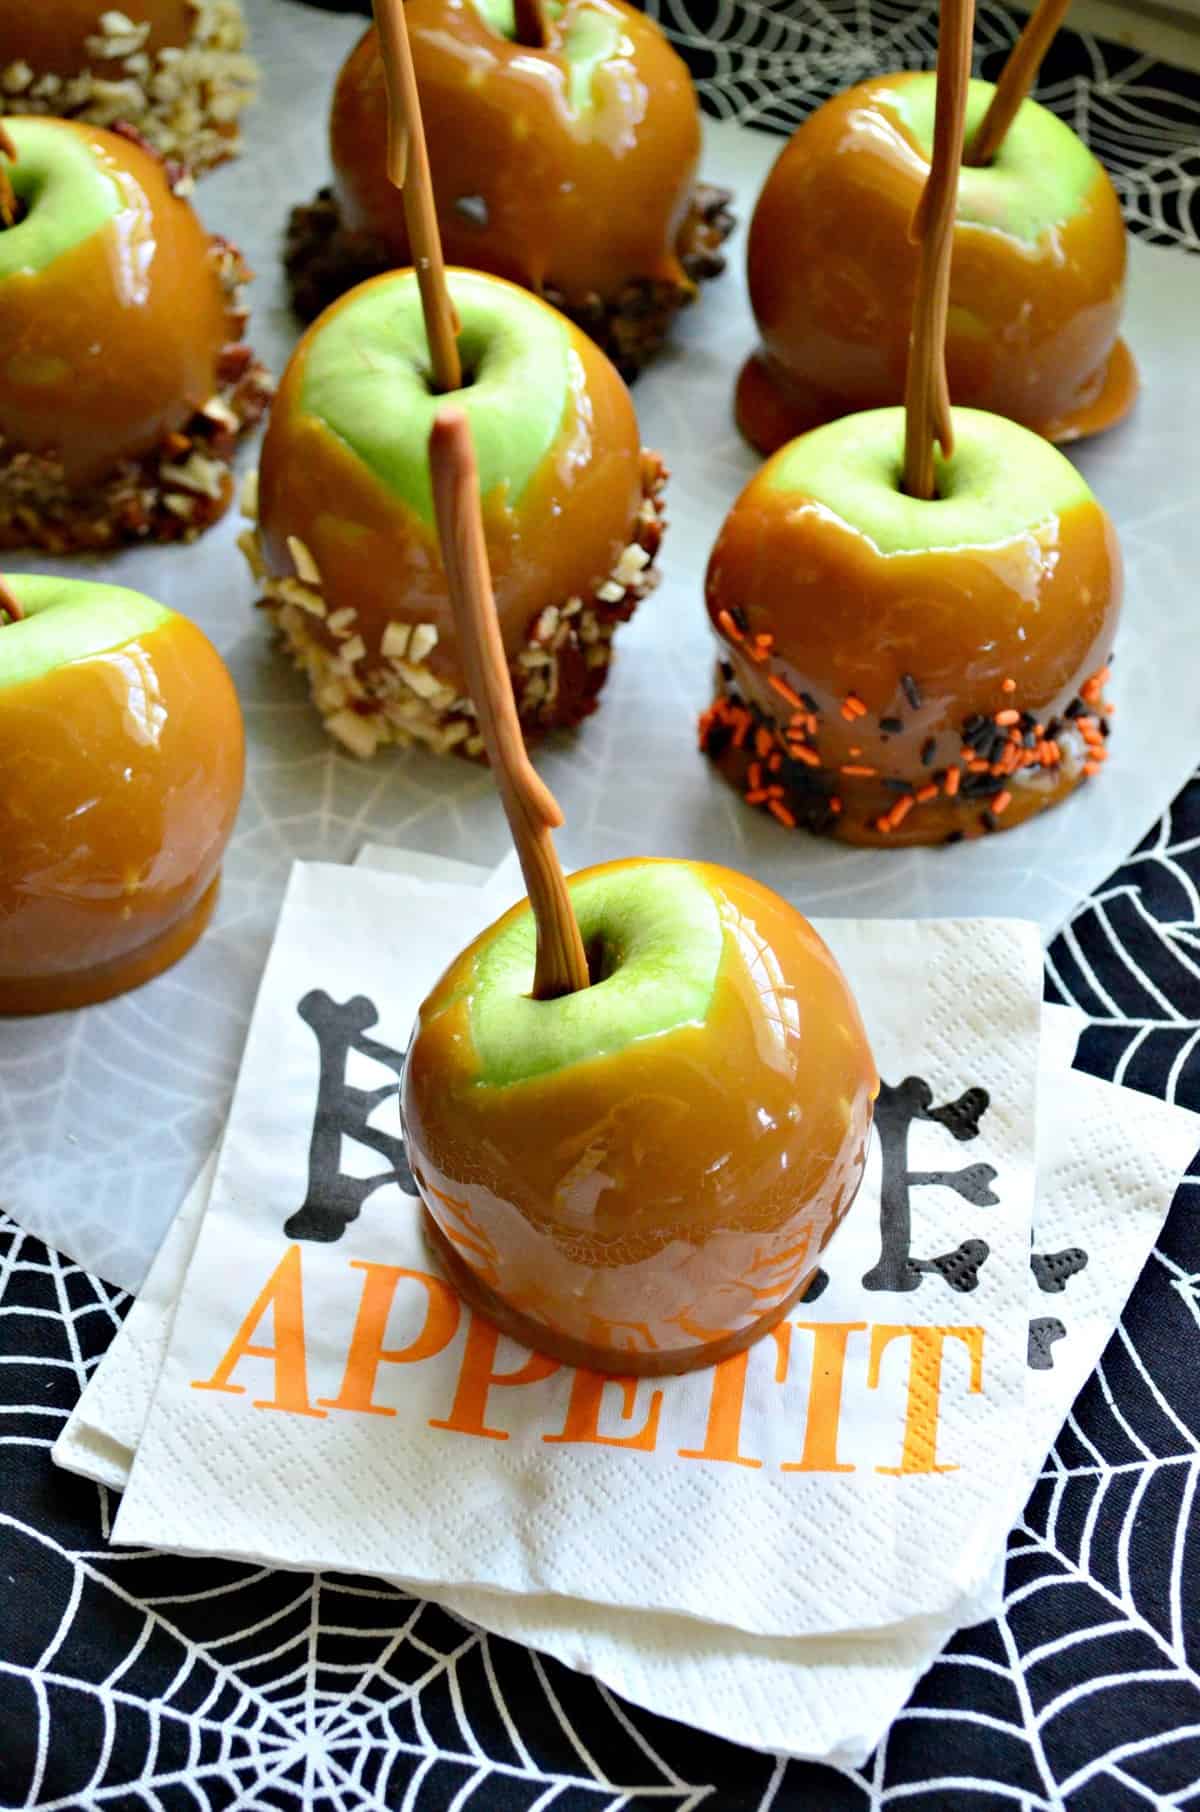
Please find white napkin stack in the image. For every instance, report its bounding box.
[55,850,1200,1767]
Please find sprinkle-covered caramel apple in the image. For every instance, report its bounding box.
[0,0,256,174]
[401,411,878,1375]
[0,116,270,552]
[737,0,1135,454]
[286,0,734,378]
[701,0,1122,845]
[243,0,663,759]
[0,574,243,1015]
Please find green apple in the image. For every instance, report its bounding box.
[469,0,623,113]
[460,860,723,1086]
[0,118,122,281]
[298,269,572,527]
[768,406,1092,554]
[0,574,170,692]
[884,75,1096,243]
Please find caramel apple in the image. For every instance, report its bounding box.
[401,409,876,1376]
[0,0,256,173]
[286,0,734,378]
[242,267,664,758]
[737,72,1135,454]
[0,116,271,552]
[405,858,877,1374]
[0,574,243,1015]
[700,406,1122,845]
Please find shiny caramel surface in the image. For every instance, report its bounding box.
[402,860,878,1369]
[706,485,1122,845]
[0,119,230,484]
[741,73,1131,452]
[331,0,701,304]
[0,616,243,1014]
[258,273,645,680]
[0,1,193,78]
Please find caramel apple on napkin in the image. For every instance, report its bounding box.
[408,408,879,1376]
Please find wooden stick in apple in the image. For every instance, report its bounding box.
[901,0,974,502]
[0,123,17,230]
[372,0,462,392]
[512,0,548,47]
[0,575,22,623]
[965,0,1071,167]
[430,407,590,1000]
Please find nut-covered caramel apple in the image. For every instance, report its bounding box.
[737,73,1136,454]
[404,858,878,1374]
[242,267,664,759]
[700,407,1122,845]
[0,116,271,552]
[0,0,256,173]
[0,574,243,1015]
[286,0,734,378]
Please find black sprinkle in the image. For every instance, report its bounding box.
[921,738,937,766]
[901,673,922,710]
[704,724,732,760]
[880,716,903,734]
[719,658,734,683]
[987,731,1009,765]
[980,809,998,833]
[961,771,1005,800]
[1065,698,1086,720]
[1100,717,1111,738]
[800,690,818,714]
[1023,729,1038,749]
[884,778,915,794]
[944,830,965,845]
[730,604,749,633]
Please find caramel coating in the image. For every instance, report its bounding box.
[705,481,1122,846]
[257,273,645,691]
[330,0,702,306]
[0,119,231,485]
[739,73,1133,453]
[0,616,243,1015]
[402,860,878,1374]
[0,1,193,79]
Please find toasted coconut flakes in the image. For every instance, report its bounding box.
[336,633,367,668]
[408,622,439,664]
[276,577,325,617]
[160,452,226,499]
[239,469,259,519]
[286,534,321,585]
[163,494,196,519]
[614,542,651,585]
[595,579,625,604]
[381,621,411,660]
[326,605,357,636]
[202,394,241,433]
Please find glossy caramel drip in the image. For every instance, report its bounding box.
[403,860,878,1373]
[0,616,244,1015]
[330,0,702,305]
[257,275,645,686]
[0,119,231,485]
[0,1,194,79]
[705,490,1122,846]
[740,73,1133,453]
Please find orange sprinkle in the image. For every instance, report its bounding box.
[1083,760,1103,777]
[744,787,768,805]
[944,767,962,797]
[840,764,877,778]
[766,784,785,800]
[769,674,804,709]
[916,784,938,803]
[755,728,773,759]
[887,796,915,828]
[748,760,763,790]
[768,752,783,773]
[768,799,797,827]
[754,632,775,652]
[829,796,843,814]
[717,609,743,644]
[840,694,868,721]
[968,759,990,773]
[993,790,1013,815]
[994,708,1020,727]
[732,714,751,749]
[791,745,820,767]
[1001,677,1016,694]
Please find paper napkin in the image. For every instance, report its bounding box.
[105,856,1046,1644]
[53,853,1199,1765]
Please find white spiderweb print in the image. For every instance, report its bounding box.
[641,0,1200,253]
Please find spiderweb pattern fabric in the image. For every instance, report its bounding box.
[2,774,1198,1811]
[642,0,1200,253]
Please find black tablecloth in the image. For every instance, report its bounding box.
[3,3,1200,1806]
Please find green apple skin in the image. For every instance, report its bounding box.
[766,406,1093,555]
[0,575,170,693]
[885,75,1095,243]
[0,118,122,281]
[298,268,572,528]
[401,857,878,1372]
[460,860,724,1086]
[469,0,620,112]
